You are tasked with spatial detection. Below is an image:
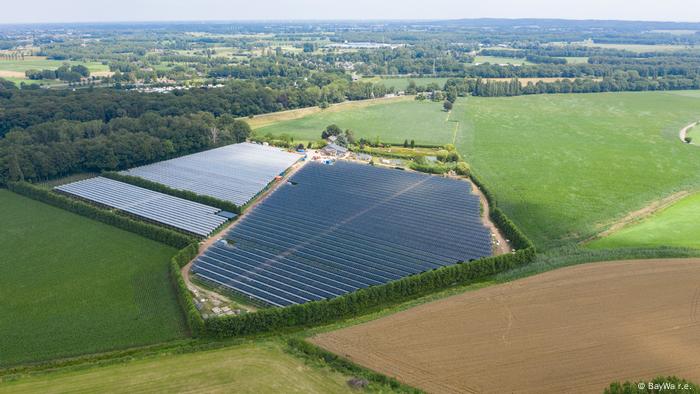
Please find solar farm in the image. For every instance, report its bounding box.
[122,142,302,206]
[56,177,230,237]
[192,161,492,307]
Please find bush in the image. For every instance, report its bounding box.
[455,161,470,176]
[169,243,205,336]
[685,136,693,144]
[102,172,240,214]
[409,161,449,174]
[7,181,195,248]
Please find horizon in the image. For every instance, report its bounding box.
[2,0,699,25]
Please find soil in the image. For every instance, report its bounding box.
[312,258,700,394]
[0,70,26,78]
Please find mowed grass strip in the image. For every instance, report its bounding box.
[0,341,354,394]
[0,190,186,367]
[587,192,700,250]
[454,92,700,248]
[255,99,454,145]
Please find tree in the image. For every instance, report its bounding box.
[8,154,24,181]
[443,100,453,111]
[403,139,409,148]
[344,129,356,145]
[410,139,415,148]
[321,124,343,139]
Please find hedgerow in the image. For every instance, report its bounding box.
[287,338,423,393]
[169,243,205,336]
[7,181,195,248]
[102,171,240,214]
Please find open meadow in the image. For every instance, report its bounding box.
[312,258,700,394]
[254,99,456,145]
[454,92,700,248]
[0,341,354,394]
[0,56,109,84]
[0,190,186,367]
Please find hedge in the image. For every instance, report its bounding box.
[102,171,240,214]
[287,338,422,393]
[169,243,205,336]
[7,181,195,248]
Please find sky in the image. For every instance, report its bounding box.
[1,0,699,24]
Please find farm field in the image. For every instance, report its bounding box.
[0,56,110,84]
[369,77,450,90]
[0,190,186,367]
[588,193,700,250]
[454,92,700,248]
[255,99,455,145]
[555,41,697,53]
[312,258,700,394]
[257,91,700,249]
[473,55,532,65]
[0,341,355,394]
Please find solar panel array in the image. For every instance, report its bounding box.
[56,177,228,237]
[192,161,492,307]
[122,143,302,206]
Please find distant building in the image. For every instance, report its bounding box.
[321,143,348,157]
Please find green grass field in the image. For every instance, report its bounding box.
[473,55,532,65]
[688,123,700,144]
[454,92,700,248]
[0,341,355,393]
[0,57,108,73]
[0,190,186,367]
[587,193,700,250]
[255,99,456,145]
[369,77,450,91]
[258,91,700,249]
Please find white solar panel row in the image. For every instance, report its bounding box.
[55,177,228,237]
[122,143,302,206]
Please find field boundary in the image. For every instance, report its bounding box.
[586,190,692,243]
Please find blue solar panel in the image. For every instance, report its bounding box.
[191,161,493,307]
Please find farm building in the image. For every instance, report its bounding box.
[320,143,348,157]
[191,161,492,307]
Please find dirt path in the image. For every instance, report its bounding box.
[312,258,700,394]
[680,121,698,143]
[181,155,311,303]
[468,180,511,255]
[589,190,690,241]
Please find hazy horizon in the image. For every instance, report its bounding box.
[1,0,699,25]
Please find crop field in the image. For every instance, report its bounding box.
[588,193,700,250]
[255,99,455,145]
[312,258,700,394]
[0,190,185,367]
[0,341,354,393]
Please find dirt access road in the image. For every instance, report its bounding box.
[312,258,700,394]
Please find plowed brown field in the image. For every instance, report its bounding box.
[312,259,700,394]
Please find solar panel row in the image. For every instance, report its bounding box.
[122,142,302,206]
[55,177,229,237]
[192,161,493,307]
